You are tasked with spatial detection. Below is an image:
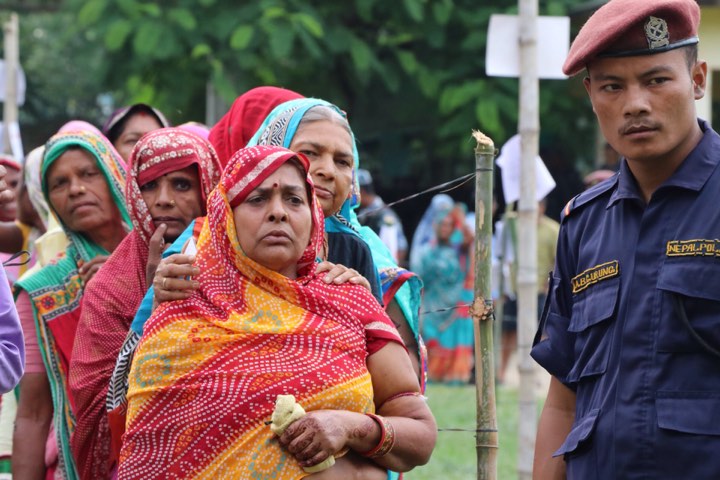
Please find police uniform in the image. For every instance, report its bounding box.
[533,120,720,479]
[532,0,720,478]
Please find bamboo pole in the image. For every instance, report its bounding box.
[471,130,497,480]
[517,0,539,478]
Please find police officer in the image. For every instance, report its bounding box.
[532,0,720,478]
[356,169,408,265]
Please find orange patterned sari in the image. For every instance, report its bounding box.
[118,145,402,479]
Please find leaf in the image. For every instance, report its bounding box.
[191,43,212,58]
[78,0,107,27]
[475,100,501,134]
[268,23,295,58]
[230,25,255,50]
[461,31,486,50]
[349,37,373,72]
[116,0,140,18]
[198,0,216,5]
[133,21,163,56]
[396,50,418,74]
[439,81,485,114]
[403,0,424,22]
[381,64,401,93]
[104,19,133,51]
[295,27,323,59]
[263,6,286,20]
[418,68,441,97]
[139,3,162,17]
[293,13,323,38]
[432,0,453,25]
[355,0,376,22]
[168,8,197,31]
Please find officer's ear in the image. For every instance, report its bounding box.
[691,60,707,100]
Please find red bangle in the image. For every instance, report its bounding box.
[359,413,396,458]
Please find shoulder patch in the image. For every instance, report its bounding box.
[560,173,618,222]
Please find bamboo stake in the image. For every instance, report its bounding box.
[471,130,497,480]
[518,0,539,478]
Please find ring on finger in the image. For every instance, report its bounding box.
[162,277,168,289]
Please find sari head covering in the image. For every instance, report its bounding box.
[14,130,130,480]
[102,103,171,145]
[119,145,402,479]
[70,128,222,479]
[177,121,211,140]
[58,120,102,136]
[246,99,425,383]
[23,146,50,229]
[208,86,303,166]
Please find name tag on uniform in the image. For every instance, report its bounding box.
[571,260,619,294]
[666,239,720,257]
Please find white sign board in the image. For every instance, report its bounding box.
[486,15,570,80]
[496,134,556,204]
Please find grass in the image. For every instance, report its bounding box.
[406,383,527,479]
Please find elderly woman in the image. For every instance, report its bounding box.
[69,128,222,479]
[118,145,436,479]
[13,130,131,479]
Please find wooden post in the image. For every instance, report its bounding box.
[471,130,497,480]
[517,0,539,478]
[2,13,19,155]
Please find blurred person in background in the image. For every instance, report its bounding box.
[102,103,170,162]
[415,198,475,384]
[356,169,408,266]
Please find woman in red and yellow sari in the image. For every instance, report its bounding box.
[69,128,222,479]
[118,145,436,479]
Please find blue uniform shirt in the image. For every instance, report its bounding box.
[532,120,720,479]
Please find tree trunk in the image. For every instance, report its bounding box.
[472,131,497,480]
[517,0,539,479]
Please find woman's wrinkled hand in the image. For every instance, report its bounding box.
[152,253,200,305]
[279,410,349,469]
[316,261,371,292]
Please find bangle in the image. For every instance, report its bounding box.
[359,413,396,458]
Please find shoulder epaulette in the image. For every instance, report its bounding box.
[560,174,618,222]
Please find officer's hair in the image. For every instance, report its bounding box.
[298,106,353,139]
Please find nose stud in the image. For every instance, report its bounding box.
[79,185,86,193]
[170,200,176,207]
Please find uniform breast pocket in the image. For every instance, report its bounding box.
[656,260,720,355]
[566,278,620,383]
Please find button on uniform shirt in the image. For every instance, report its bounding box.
[532,120,720,479]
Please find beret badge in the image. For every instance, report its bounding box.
[645,16,670,50]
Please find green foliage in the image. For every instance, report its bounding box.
[19,0,596,187]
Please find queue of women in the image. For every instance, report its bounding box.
[0,87,441,479]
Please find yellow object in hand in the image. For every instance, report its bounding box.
[271,395,336,473]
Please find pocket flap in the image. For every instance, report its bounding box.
[657,393,720,436]
[553,408,600,457]
[569,278,619,333]
[658,260,720,302]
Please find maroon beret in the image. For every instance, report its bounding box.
[563,0,700,76]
